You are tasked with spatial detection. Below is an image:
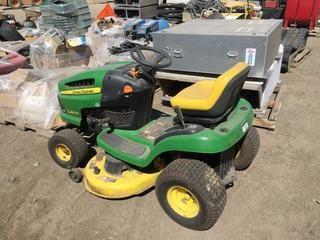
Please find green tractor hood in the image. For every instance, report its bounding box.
[58,61,132,127]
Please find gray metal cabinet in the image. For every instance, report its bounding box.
[153,19,283,79]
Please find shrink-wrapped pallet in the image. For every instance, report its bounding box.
[0,67,87,131]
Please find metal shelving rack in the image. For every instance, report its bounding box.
[114,0,158,19]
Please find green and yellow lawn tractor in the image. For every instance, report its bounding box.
[48,46,260,230]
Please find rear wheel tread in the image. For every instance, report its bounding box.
[234,127,260,170]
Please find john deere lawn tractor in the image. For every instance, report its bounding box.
[48,46,260,230]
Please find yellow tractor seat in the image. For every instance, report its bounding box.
[171,62,250,124]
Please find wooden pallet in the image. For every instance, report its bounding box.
[253,83,286,131]
[309,27,320,37]
[0,115,66,138]
[290,47,312,68]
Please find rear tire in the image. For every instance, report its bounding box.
[234,127,260,170]
[48,129,88,169]
[155,158,226,231]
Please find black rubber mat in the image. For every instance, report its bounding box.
[281,27,308,72]
[102,133,147,157]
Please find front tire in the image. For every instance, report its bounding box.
[48,129,88,169]
[155,159,227,231]
[234,127,260,170]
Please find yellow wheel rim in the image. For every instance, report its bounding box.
[55,144,72,162]
[166,186,200,218]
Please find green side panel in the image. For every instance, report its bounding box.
[59,94,102,126]
[58,61,132,126]
[97,98,254,168]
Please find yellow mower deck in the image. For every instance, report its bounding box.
[83,153,160,199]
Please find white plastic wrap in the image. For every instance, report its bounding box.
[0,67,87,130]
[88,23,132,68]
[0,74,20,93]
[30,28,92,70]
[0,69,33,93]
[30,28,63,70]
[18,79,59,129]
[0,69,40,124]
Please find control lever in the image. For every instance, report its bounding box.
[174,107,186,129]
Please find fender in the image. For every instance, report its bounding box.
[97,99,253,168]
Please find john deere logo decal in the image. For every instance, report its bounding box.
[61,87,101,95]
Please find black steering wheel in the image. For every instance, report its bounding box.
[130,46,172,70]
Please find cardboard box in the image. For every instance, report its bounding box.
[0,93,18,108]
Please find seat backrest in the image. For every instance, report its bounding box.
[206,62,250,117]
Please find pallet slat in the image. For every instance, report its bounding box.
[0,119,54,138]
[253,118,275,130]
[269,84,285,121]
[0,115,66,138]
[290,47,312,68]
[253,83,285,131]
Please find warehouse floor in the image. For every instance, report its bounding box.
[1,5,320,240]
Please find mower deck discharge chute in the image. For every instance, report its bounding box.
[48,46,260,230]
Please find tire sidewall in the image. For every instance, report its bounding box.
[234,127,259,170]
[234,143,251,170]
[237,141,250,163]
[48,136,80,169]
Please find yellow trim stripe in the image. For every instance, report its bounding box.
[60,87,101,95]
